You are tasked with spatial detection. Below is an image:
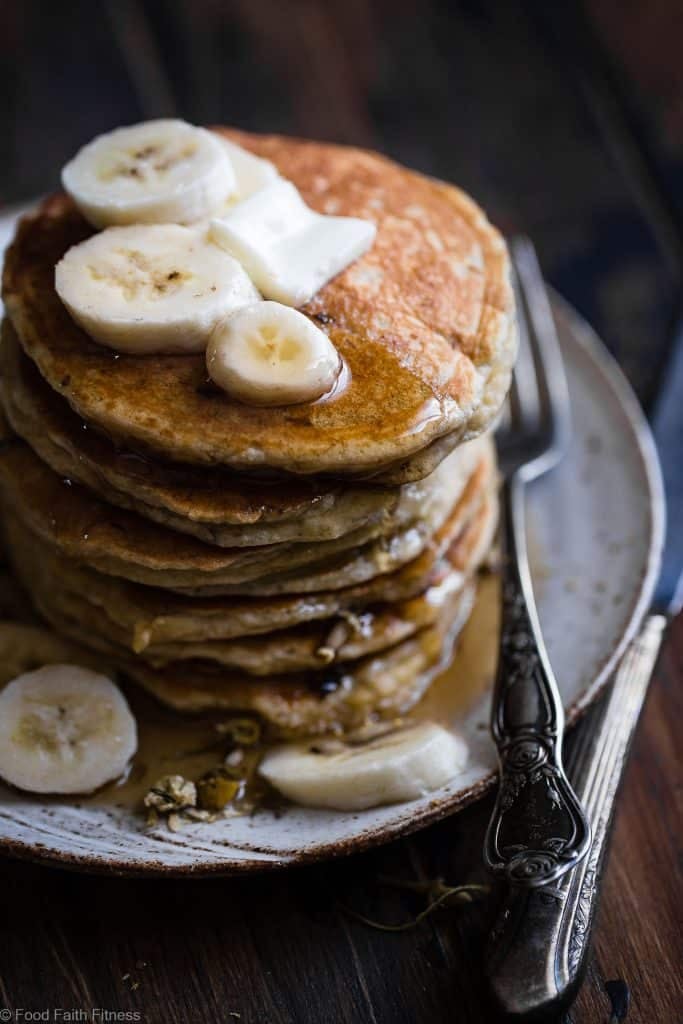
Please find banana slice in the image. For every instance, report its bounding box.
[218,137,280,201]
[62,119,235,228]
[0,664,137,794]
[206,301,341,406]
[259,722,469,811]
[210,179,376,306]
[55,224,261,354]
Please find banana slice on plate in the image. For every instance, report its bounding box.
[207,301,341,406]
[259,722,469,811]
[62,119,235,228]
[55,224,261,354]
[0,665,137,795]
[210,179,376,306]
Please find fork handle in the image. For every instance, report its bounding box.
[485,615,666,1020]
[484,474,591,887]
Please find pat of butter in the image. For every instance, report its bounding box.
[210,179,376,307]
[218,137,280,200]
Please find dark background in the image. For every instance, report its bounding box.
[0,2,682,1022]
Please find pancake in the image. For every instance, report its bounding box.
[3,130,515,478]
[11,521,473,671]
[0,127,511,743]
[23,578,472,738]
[169,449,494,597]
[3,475,496,651]
[25,568,471,673]
[0,420,492,591]
[0,320,402,547]
[127,586,472,737]
[5,489,494,674]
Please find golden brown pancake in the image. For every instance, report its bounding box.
[126,585,474,737]
[10,522,471,671]
[3,477,496,652]
[168,453,494,597]
[0,419,493,591]
[19,580,473,738]
[3,130,515,477]
[0,127,511,741]
[5,490,494,674]
[0,320,401,546]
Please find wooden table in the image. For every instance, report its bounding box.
[0,2,681,1021]
[0,619,680,1024]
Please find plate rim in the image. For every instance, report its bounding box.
[0,292,665,877]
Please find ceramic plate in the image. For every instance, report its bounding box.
[0,210,664,874]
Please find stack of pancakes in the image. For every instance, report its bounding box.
[0,130,515,738]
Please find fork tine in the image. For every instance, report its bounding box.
[510,236,571,457]
[510,260,542,432]
[495,394,513,440]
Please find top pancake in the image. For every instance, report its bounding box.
[0,321,485,548]
[2,128,515,477]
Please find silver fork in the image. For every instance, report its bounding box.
[483,239,672,1020]
[483,239,591,887]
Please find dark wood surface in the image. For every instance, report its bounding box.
[0,618,680,1024]
[0,1,681,1021]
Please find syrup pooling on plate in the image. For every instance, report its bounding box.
[82,576,500,816]
[412,573,500,727]
[81,686,267,815]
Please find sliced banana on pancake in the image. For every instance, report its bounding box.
[55,224,261,354]
[259,722,468,810]
[207,301,341,405]
[62,119,235,228]
[210,179,376,306]
[0,664,137,794]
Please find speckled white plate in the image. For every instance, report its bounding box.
[0,273,664,874]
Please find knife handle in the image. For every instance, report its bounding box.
[485,614,666,1020]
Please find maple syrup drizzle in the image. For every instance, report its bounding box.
[85,574,501,812]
